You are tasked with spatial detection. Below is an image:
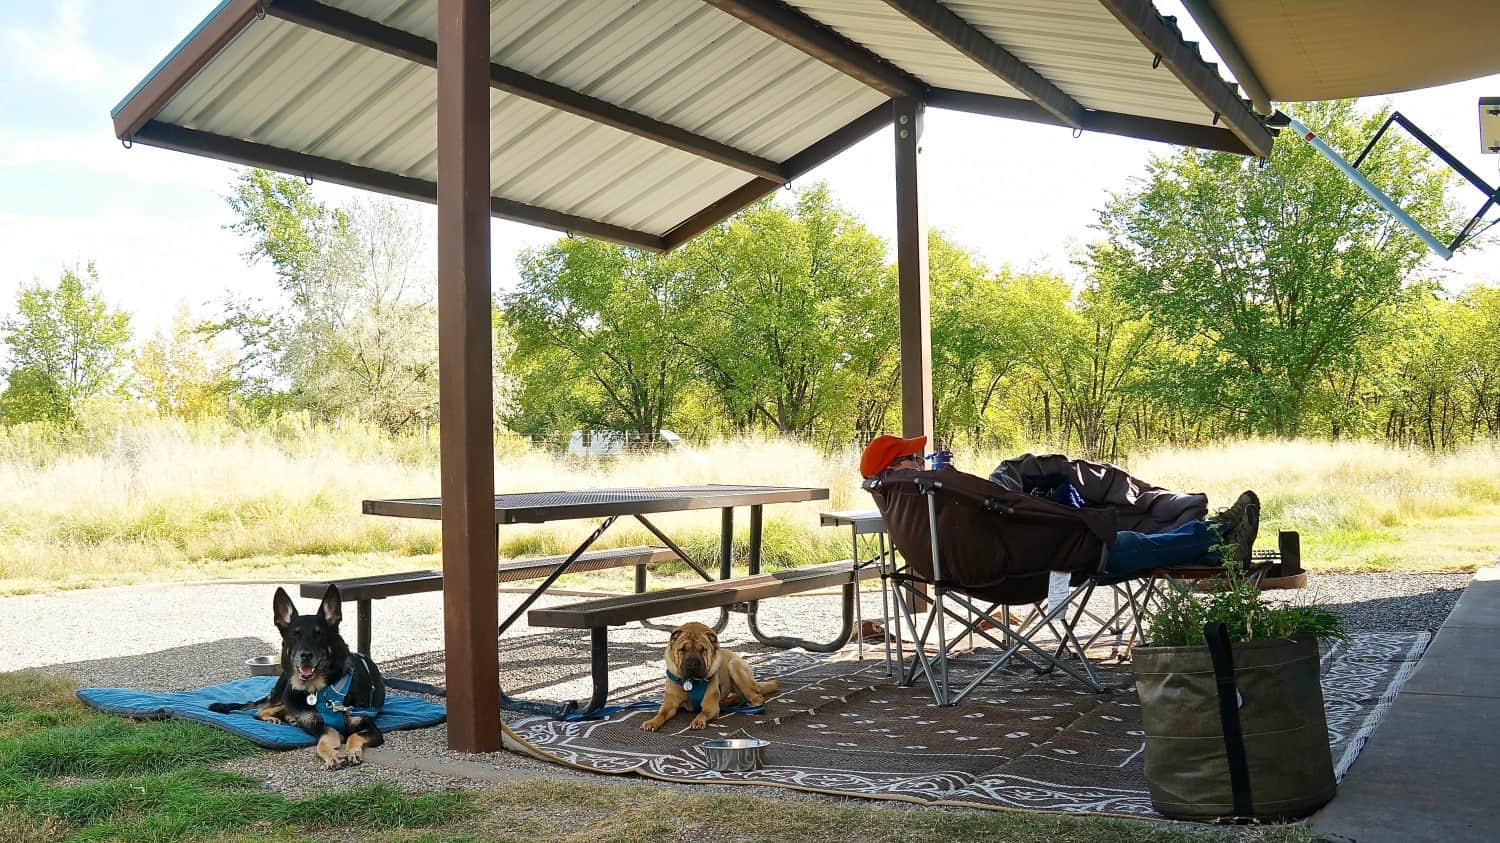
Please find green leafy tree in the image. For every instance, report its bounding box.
[135,306,235,420]
[1,263,131,423]
[676,185,893,436]
[1450,285,1500,438]
[1009,274,1161,458]
[0,367,72,424]
[927,233,1032,448]
[503,238,695,441]
[1091,99,1457,436]
[220,170,440,431]
[1381,291,1464,447]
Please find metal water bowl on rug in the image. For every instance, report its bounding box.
[244,655,280,676]
[700,738,769,772]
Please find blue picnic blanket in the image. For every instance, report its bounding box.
[77,676,447,749]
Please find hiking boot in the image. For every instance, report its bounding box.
[1213,490,1260,565]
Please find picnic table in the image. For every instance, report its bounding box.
[339,484,836,717]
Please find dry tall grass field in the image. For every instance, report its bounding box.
[2,416,1496,594]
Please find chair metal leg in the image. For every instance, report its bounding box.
[852,528,864,661]
[924,493,952,705]
[883,532,900,676]
[889,574,945,702]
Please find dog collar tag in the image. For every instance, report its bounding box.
[682,679,693,692]
[306,692,318,706]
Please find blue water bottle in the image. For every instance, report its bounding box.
[929,449,953,471]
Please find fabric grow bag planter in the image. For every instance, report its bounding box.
[1132,633,1336,821]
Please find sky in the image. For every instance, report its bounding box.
[2,0,1498,340]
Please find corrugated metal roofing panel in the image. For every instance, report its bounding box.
[791,0,1233,126]
[124,0,1260,248]
[327,0,886,160]
[951,0,1221,123]
[785,0,1023,97]
[154,16,772,238]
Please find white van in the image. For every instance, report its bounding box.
[565,429,684,457]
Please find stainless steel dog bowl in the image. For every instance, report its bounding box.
[699,738,769,772]
[245,655,281,676]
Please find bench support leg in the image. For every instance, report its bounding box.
[748,583,857,653]
[498,515,617,636]
[585,627,610,715]
[744,504,859,653]
[491,628,611,720]
[357,599,373,656]
[637,510,730,634]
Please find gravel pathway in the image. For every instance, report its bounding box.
[0,571,1476,800]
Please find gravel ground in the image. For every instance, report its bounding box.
[0,570,1477,801]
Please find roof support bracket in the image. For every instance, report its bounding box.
[1094,0,1272,157]
[702,0,925,99]
[879,0,1084,128]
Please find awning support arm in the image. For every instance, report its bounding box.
[1350,111,1500,254]
[1281,114,1453,261]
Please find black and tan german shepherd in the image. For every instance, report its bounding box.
[229,585,385,769]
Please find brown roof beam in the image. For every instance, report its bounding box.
[702,0,925,99]
[661,100,893,250]
[130,121,668,253]
[1094,0,1272,157]
[928,88,1255,155]
[267,0,786,182]
[111,0,263,139]
[880,0,1084,129]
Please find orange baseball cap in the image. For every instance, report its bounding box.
[860,434,927,478]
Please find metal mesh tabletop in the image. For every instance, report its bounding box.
[364,484,829,524]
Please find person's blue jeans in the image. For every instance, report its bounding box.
[1105,520,1224,576]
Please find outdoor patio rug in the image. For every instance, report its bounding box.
[499,632,1429,818]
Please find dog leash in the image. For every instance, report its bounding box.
[559,697,766,723]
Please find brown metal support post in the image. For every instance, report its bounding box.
[893,96,933,442]
[437,0,501,753]
[894,96,933,610]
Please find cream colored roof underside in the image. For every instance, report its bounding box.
[1204,0,1500,102]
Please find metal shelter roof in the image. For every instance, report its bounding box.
[113,0,1271,252]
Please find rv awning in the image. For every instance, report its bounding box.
[1188,1,1500,105]
[113,1,1271,253]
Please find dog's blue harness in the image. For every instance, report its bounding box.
[310,659,380,733]
[666,670,715,713]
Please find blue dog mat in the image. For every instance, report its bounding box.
[78,676,447,749]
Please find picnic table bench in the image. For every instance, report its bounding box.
[527,561,880,715]
[301,544,675,656]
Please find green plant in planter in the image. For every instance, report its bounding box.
[1143,557,1346,648]
[1132,552,1346,821]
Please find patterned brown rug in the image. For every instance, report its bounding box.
[500,632,1428,818]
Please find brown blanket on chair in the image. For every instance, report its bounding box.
[867,468,1114,604]
[990,453,1208,534]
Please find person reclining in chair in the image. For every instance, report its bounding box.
[860,434,1259,577]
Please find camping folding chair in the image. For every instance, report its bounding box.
[991,454,1217,659]
[865,468,1126,704]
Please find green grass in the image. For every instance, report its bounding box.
[0,671,472,842]
[464,779,1322,843]
[0,672,1321,843]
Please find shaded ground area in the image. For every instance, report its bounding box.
[6,572,1467,815]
